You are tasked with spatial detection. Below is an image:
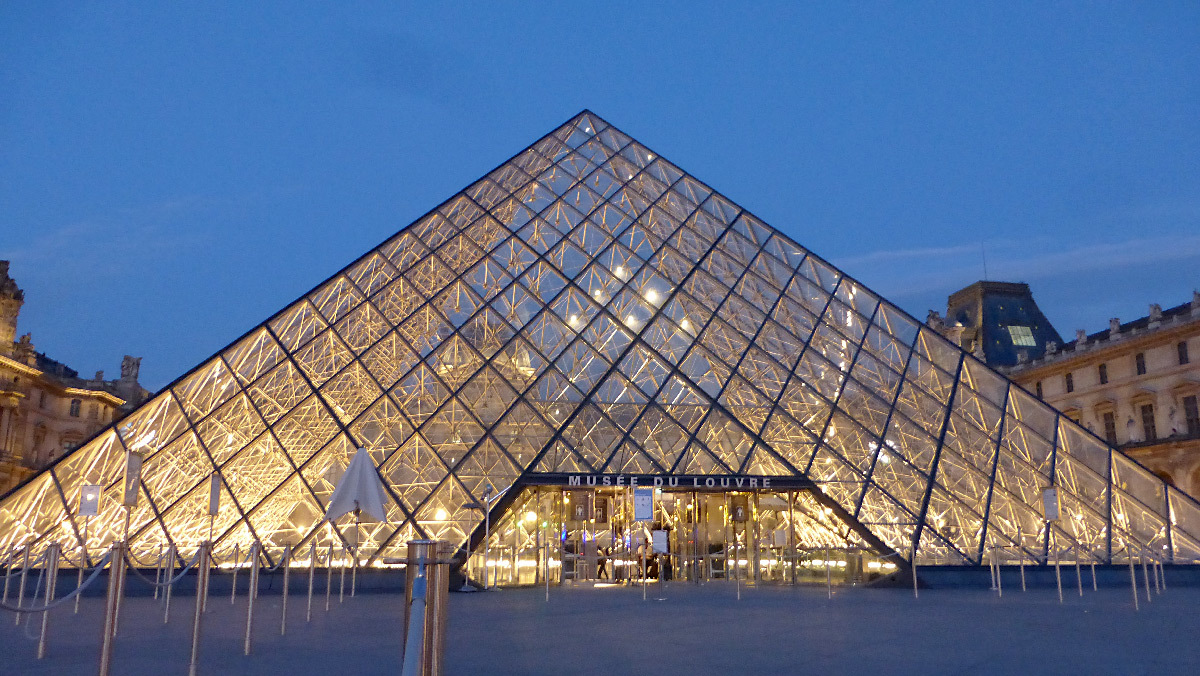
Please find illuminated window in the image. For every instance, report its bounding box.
[1007,325,1037,347]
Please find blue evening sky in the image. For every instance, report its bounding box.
[2,3,1198,390]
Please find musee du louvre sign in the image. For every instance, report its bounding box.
[525,473,815,491]
[1,109,1198,572]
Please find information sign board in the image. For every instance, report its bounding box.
[634,487,654,522]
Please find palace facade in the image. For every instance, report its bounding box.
[0,261,148,493]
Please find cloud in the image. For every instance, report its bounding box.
[0,196,215,279]
[834,232,1200,300]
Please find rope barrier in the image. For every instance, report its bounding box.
[124,549,168,569]
[56,548,93,569]
[0,549,51,581]
[123,550,202,588]
[259,549,289,573]
[0,551,113,614]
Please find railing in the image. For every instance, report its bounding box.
[0,538,453,676]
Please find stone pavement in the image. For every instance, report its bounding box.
[2,580,1196,675]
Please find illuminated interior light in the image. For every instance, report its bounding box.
[880,453,890,463]
[614,265,625,278]
[525,511,537,522]
[645,289,659,304]
[435,508,448,521]
[680,318,692,331]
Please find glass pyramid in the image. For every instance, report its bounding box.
[2,110,1198,570]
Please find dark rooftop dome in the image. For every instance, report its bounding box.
[946,281,1062,367]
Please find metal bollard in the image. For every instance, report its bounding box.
[231,543,240,605]
[244,542,260,655]
[281,546,291,635]
[164,545,177,624]
[154,544,163,600]
[1128,551,1139,611]
[909,545,917,600]
[1074,548,1083,597]
[994,548,1002,597]
[37,544,60,659]
[306,542,316,623]
[1141,554,1151,603]
[112,544,127,637]
[189,543,211,676]
[15,547,29,625]
[75,552,85,614]
[988,546,997,591]
[1091,561,1097,591]
[1054,547,1063,604]
[99,543,126,676]
[325,543,333,612]
[403,540,450,676]
[2,547,11,604]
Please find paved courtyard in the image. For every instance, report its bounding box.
[2,580,1197,675]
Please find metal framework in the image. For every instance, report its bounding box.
[1,110,1198,569]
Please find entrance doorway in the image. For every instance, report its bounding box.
[472,485,898,587]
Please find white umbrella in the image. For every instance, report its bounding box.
[324,448,389,572]
[324,448,389,523]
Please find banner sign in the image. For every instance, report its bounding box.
[123,451,143,507]
[565,490,592,522]
[634,487,654,522]
[523,473,815,491]
[209,474,222,516]
[1042,487,1060,522]
[730,495,749,522]
[593,497,609,524]
[79,485,101,517]
[652,530,668,554]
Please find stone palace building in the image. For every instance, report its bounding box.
[0,261,148,493]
